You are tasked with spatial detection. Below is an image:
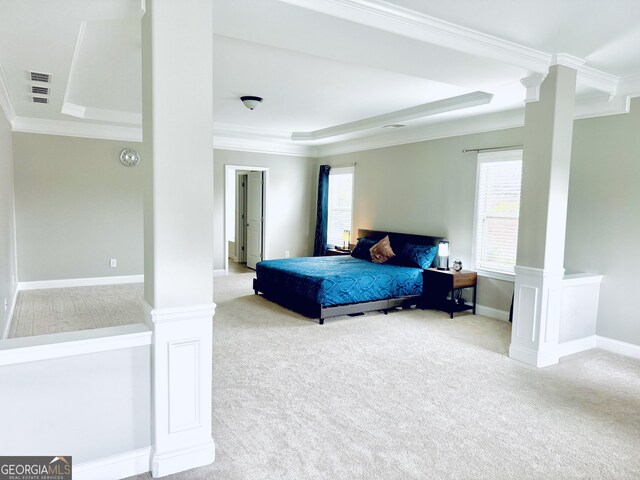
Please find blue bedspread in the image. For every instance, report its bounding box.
[256,256,423,307]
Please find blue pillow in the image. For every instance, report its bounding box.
[351,237,377,260]
[398,243,438,269]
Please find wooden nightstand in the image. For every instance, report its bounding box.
[326,247,351,256]
[422,268,477,318]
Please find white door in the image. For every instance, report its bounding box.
[246,171,264,269]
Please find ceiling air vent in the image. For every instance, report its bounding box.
[31,85,50,95]
[29,71,51,83]
[32,96,49,104]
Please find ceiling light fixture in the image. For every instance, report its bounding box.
[241,96,263,110]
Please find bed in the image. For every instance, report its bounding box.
[252,229,445,324]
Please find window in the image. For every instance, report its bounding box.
[327,166,354,247]
[474,150,523,277]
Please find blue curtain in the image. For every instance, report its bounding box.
[313,165,331,256]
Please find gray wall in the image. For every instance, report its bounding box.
[566,98,640,345]
[13,134,144,282]
[213,149,316,271]
[0,108,17,336]
[322,128,523,313]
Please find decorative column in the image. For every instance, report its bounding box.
[509,65,576,367]
[141,0,215,476]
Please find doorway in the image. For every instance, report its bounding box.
[224,165,268,274]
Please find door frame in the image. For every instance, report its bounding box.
[224,164,269,275]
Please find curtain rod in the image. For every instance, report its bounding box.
[462,145,522,154]
[330,162,358,168]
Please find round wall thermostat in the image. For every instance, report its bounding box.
[119,148,140,167]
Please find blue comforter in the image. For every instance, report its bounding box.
[256,256,423,307]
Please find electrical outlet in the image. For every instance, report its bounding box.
[285,250,290,258]
[110,259,117,268]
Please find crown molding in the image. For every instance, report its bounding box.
[280,1,620,95]
[618,71,640,97]
[0,64,17,123]
[62,101,142,125]
[315,108,526,157]
[213,123,316,157]
[12,116,142,142]
[278,0,551,72]
[573,94,630,119]
[292,91,493,141]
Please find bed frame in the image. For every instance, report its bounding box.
[253,229,446,324]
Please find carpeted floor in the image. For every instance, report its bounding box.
[11,273,640,479]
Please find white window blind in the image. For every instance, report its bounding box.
[474,150,523,275]
[327,166,354,247]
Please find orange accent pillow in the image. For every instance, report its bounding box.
[369,235,395,264]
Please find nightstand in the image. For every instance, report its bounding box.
[326,247,351,256]
[422,268,477,318]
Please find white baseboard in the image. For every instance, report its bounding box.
[151,439,215,478]
[596,335,640,360]
[509,343,559,368]
[557,335,597,357]
[18,274,144,291]
[74,446,151,480]
[476,304,510,322]
[213,269,226,277]
[2,286,19,340]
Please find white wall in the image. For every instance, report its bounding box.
[566,98,640,345]
[0,106,17,337]
[0,345,151,463]
[13,133,144,282]
[213,149,317,271]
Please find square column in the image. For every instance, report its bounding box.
[140,0,215,476]
[509,65,577,367]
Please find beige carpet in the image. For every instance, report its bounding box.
[11,274,640,479]
[146,272,639,480]
[9,283,143,338]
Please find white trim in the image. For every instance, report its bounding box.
[574,94,630,119]
[0,324,151,366]
[508,343,559,368]
[74,446,151,480]
[557,335,597,358]
[2,286,19,340]
[316,107,525,157]
[476,304,509,322]
[521,73,546,103]
[0,64,17,123]
[223,165,270,276]
[562,273,603,286]
[151,439,215,478]
[145,302,217,324]
[292,91,493,141]
[213,269,226,277]
[11,116,142,142]
[279,0,551,72]
[17,274,143,291]
[596,336,640,361]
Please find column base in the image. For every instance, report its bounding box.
[509,343,559,368]
[152,438,215,478]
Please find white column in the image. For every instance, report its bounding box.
[141,0,215,476]
[509,65,576,368]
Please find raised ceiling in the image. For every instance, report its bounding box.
[0,0,639,157]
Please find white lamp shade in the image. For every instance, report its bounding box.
[438,241,449,257]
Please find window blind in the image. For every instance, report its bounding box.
[474,150,523,275]
[327,167,354,247]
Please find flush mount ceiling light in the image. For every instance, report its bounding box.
[241,96,263,110]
